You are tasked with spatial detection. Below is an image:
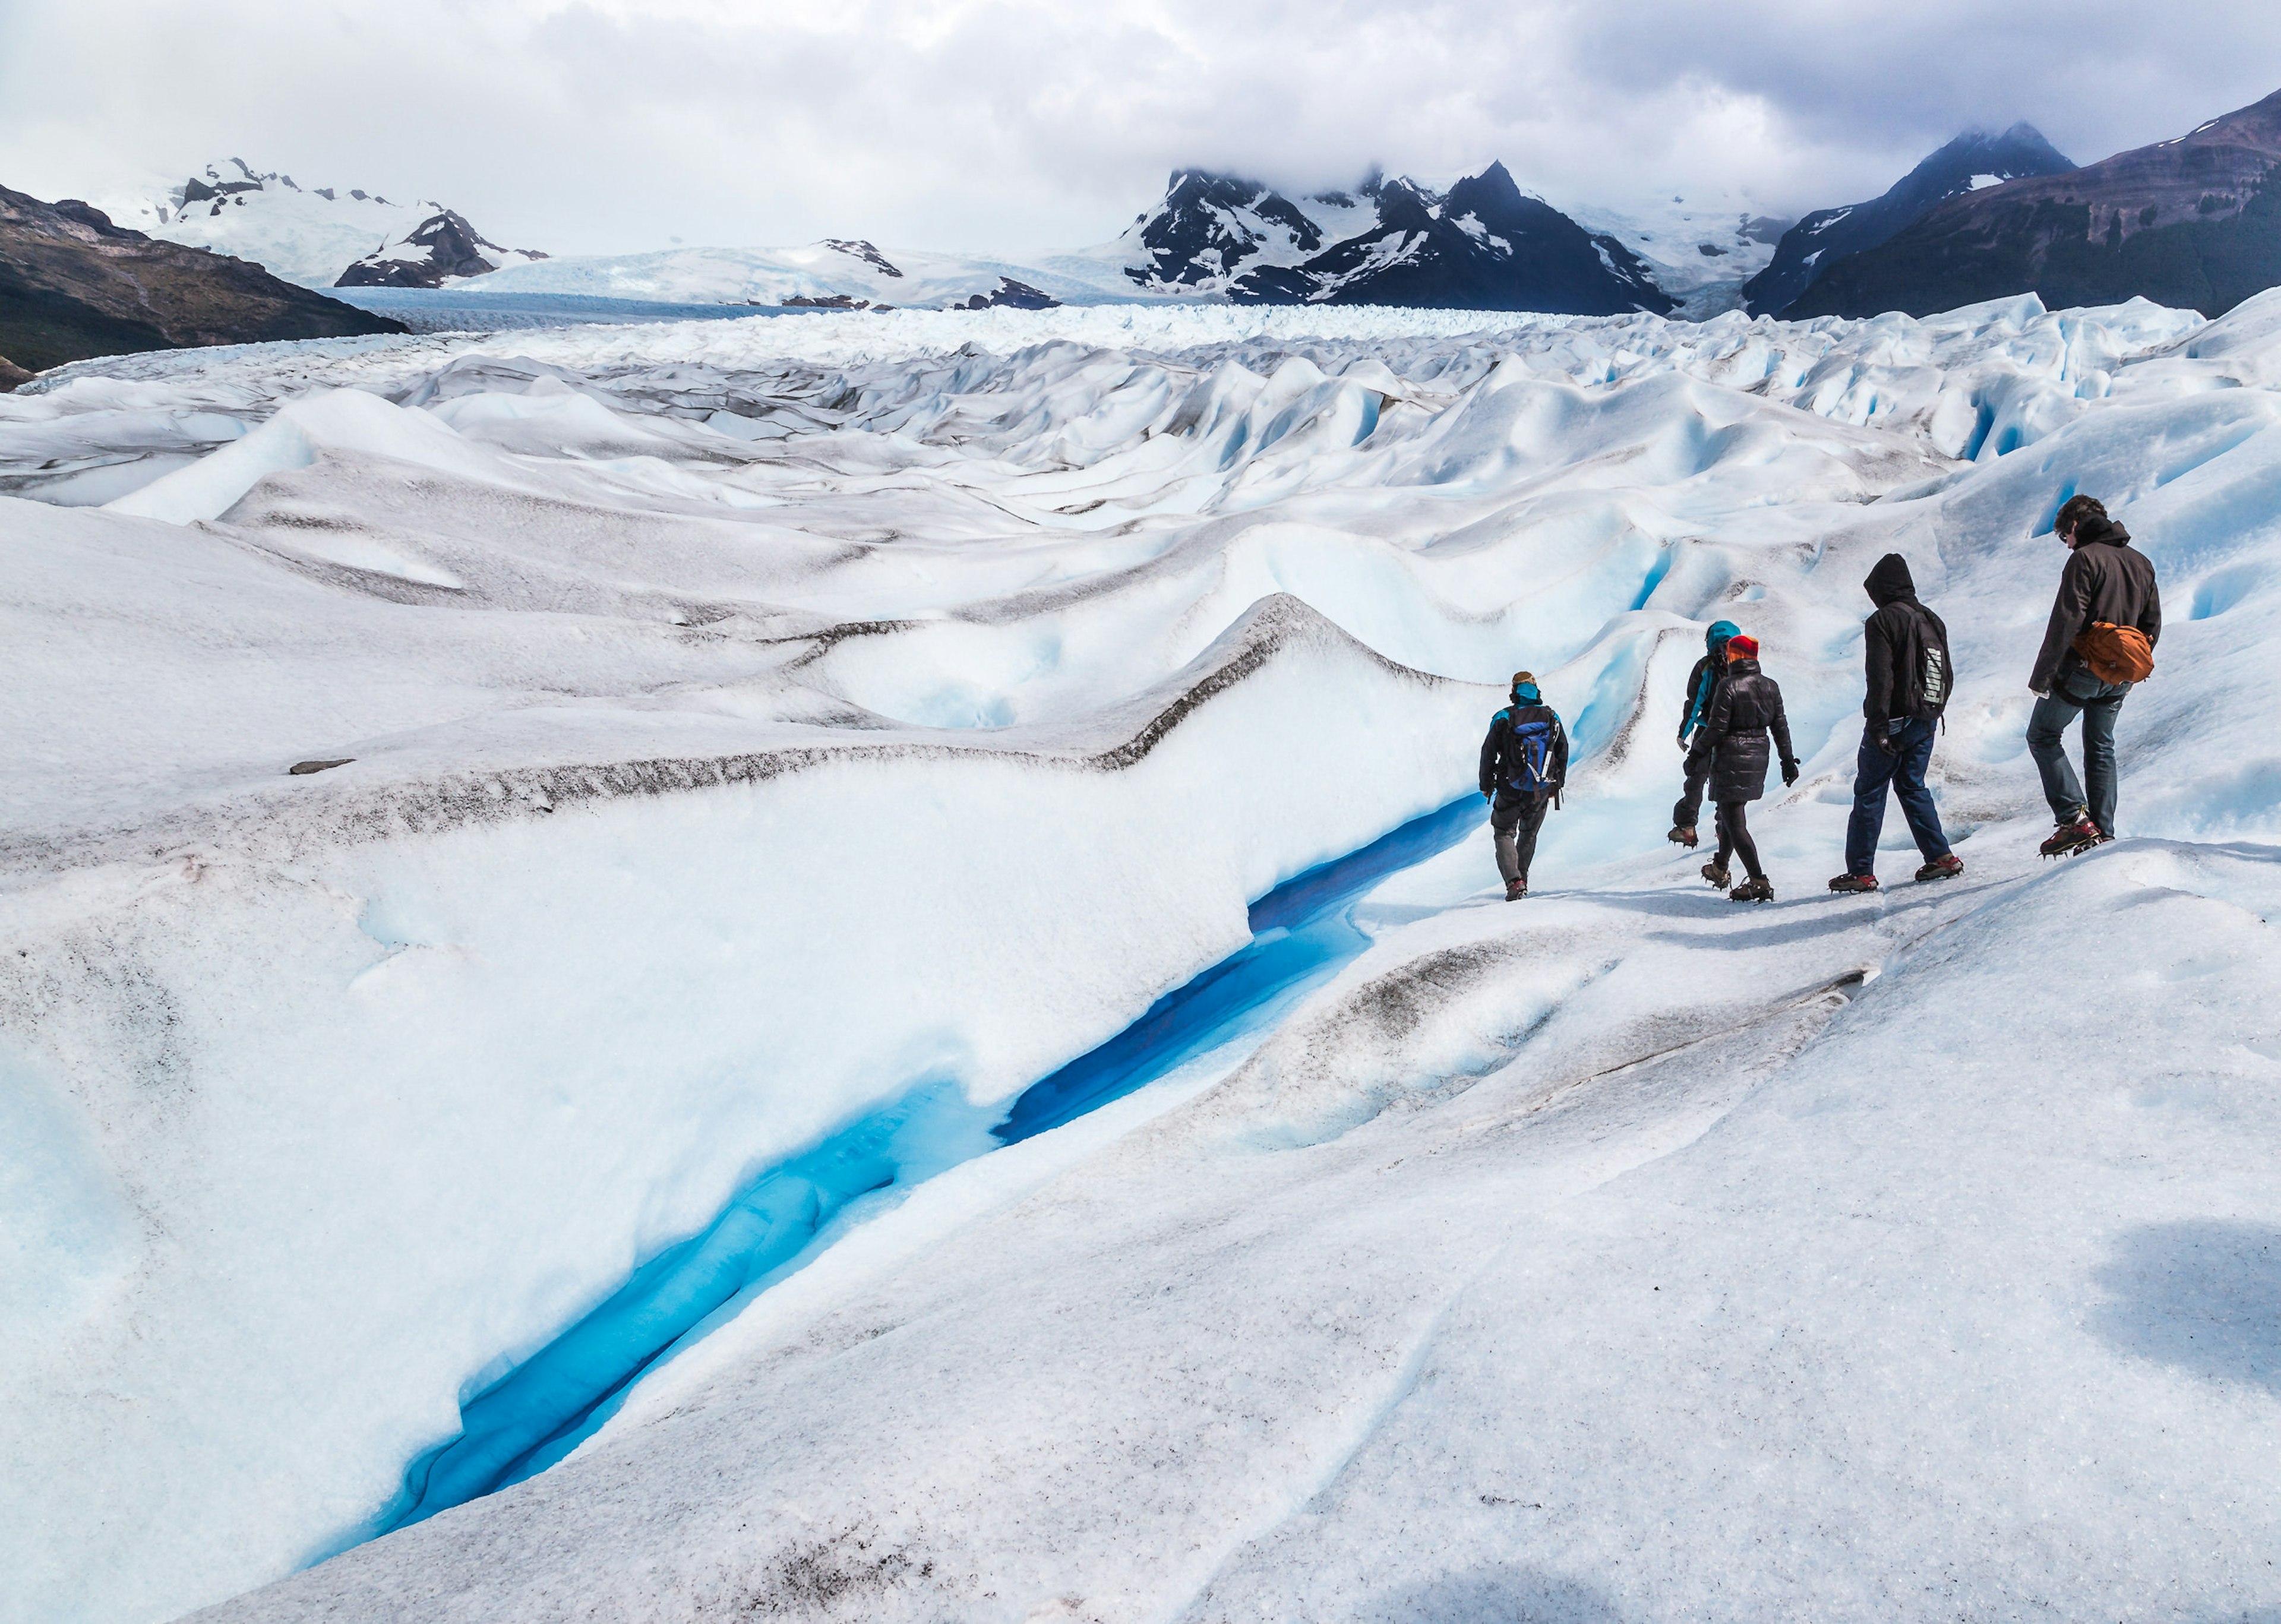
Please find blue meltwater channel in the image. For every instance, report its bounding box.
[364,794,1485,1543]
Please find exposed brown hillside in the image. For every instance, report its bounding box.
[0,184,403,383]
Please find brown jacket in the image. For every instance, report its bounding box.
[2030,520,2161,692]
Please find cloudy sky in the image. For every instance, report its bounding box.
[4,0,2277,257]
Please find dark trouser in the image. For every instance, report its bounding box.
[1844,716,1953,878]
[1492,789,1552,887]
[1713,800,1764,882]
[2027,668,2130,836]
[1672,747,1710,830]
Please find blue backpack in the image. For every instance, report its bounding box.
[1500,708,1559,794]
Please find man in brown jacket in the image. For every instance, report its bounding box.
[2026,494,2161,855]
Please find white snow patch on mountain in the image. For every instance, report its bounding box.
[2,289,2279,1624]
[89,160,538,289]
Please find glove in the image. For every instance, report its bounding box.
[1676,732,1689,751]
[1481,789,1493,805]
[1781,760,1799,786]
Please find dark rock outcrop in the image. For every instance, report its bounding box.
[950,278,1059,311]
[821,239,904,278]
[1745,125,2075,316]
[1787,90,2281,320]
[0,185,403,375]
[336,208,547,289]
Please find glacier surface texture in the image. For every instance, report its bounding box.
[2,296,2279,1624]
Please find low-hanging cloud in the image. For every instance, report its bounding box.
[2,0,2276,258]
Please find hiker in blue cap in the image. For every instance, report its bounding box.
[1479,671,1569,901]
[1667,619,1741,848]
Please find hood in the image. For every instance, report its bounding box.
[1865,552,1916,608]
[1510,681,1541,705]
[1705,618,1741,655]
[2075,515,2133,548]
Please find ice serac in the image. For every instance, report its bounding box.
[1789,89,2281,319]
[0,183,403,374]
[1743,124,2075,317]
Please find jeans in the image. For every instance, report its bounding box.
[1844,716,1953,878]
[1492,789,1552,886]
[2027,667,2130,835]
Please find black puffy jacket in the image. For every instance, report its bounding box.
[1685,658,1797,803]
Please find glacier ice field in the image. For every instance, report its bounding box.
[1,294,2279,1623]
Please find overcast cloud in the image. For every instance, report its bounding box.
[3,0,2277,258]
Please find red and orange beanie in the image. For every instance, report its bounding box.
[1725,634,1760,661]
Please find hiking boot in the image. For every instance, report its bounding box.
[1827,873,1879,894]
[1730,876,1774,903]
[1504,879,1527,902]
[1915,854,1964,883]
[1667,824,1699,848]
[2039,814,2103,859]
[1700,860,1731,890]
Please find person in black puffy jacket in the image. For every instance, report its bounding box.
[1683,634,1797,902]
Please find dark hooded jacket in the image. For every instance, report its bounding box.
[1677,619,1740,745]
[2030,516,2162,692]
[1862,554,1953,723]
[1480,693,1570,798]
[1685,657,1797,802]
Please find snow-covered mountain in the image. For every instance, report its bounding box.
[1743,125,2075,316]
[9,290,2281,1624]
[336,208,546,289]
[92,160,545,290]
[460,238,1123,309]
[1094,164,1675,314]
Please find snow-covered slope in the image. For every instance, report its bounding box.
[1562,190,1792,317]
[4,292,2280,1624]
[91,160,544,289]
[461,238,1133,309]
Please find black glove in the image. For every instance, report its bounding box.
[1781,760,1799,786]
[1481,788,1493,805]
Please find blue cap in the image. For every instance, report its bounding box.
[1511,680,1541,704]
[1707,619,1741,652]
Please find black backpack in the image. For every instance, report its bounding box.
[1905,605,1953,719]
